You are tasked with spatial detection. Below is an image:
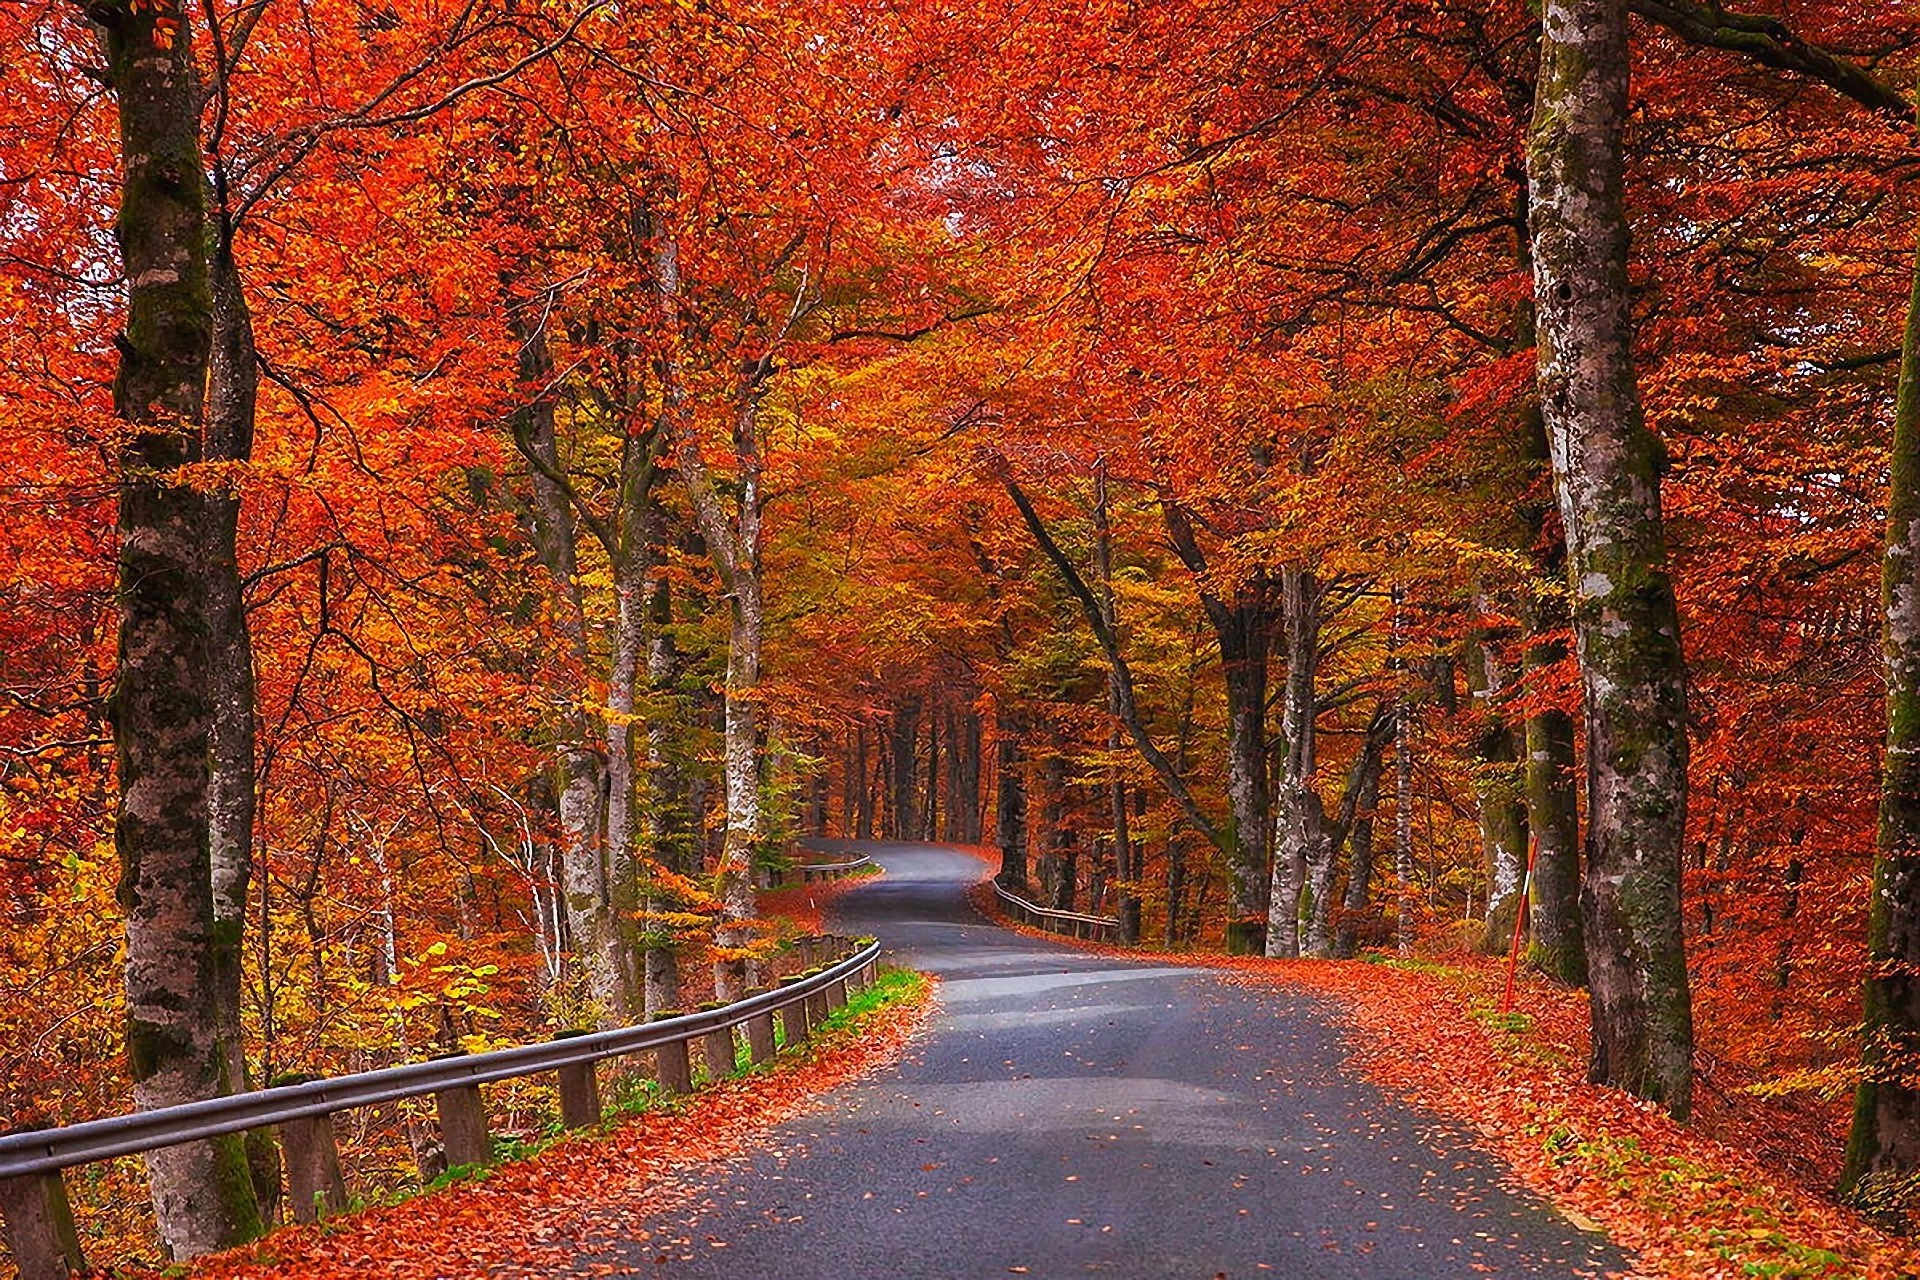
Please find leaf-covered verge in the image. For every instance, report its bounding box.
[756,864,886,937]
[968,882,1918,1280]
[175,968,933,1280]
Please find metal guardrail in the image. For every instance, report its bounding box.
[992,881,1121,941]
[796,853,874,881]
[0,937,882,1278]
[0,938,878,1179]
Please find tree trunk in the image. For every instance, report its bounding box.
[1529,0,1693,1118]
[1042,756,1077,912]
[713,589,763,1000]
[1162,502,1270,953]
[1842,201,1920,1207]
[1267,566,1328,958]
[1525,633,1586,984]
[101,0,263,1254]
[854,722,874,839]
[1392,589,1417,957]
[1334,751,1384,959]
[510,312,633,1026]
[890,698,921,840]
[1465,609,1528,953]
[951,709,982,844]
[1307,709,1391,959]
[994,708,1029,890]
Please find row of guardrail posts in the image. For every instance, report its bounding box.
[0,935,878,1280]
[993,883,1121,942]
[763,853,875,887]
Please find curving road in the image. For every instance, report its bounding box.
[595,842,1629,1279]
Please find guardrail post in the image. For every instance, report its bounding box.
[777,976,810,1047]
[802,969,830,1026]
[694,1004,736,1081]
[551,1030,602,1128]
[0,1128,85,1280]
[429,1053,491,1170]
[267,1077,349,1224]
[744,1000,777,1066]
[650,1013,693,1094]
[825,974,848,1014]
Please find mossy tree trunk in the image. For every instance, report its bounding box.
[96,0,264,1254]
[1842,209,1920,1210]
[1527,0,1693,1118]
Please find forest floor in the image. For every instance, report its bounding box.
[970,887,1916,1280]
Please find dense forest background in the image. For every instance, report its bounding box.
[6,0,1920,1265]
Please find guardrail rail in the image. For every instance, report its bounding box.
[992,882,1121,942]
[0,935,881,1280]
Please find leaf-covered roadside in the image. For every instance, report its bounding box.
[183,970,934,1280]
[969,883,1916,1280]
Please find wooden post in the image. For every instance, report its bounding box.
[803,969,830,1026]
[703,1025,737,1081]
[826,976,849,1014]
[652,1013,694,1094]
[430,1053,491,1170]
[745,1005,777,1065]
[0,1137,84,1280]
[778,977,810,1047]
[553,1031,602,1129]
[268,1078,350,1225]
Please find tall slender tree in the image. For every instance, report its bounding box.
[94,0,264,1252]
[1527,0,1694,1117]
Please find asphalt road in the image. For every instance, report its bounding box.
[597,841,1630,1279]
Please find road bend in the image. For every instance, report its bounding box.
[589,841,1628,1279]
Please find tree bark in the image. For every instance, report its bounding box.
[1162,501,1271,953]
[1465,605,1528,953]
[890,698,921,840]
[98,0,263,1254]
[1528,0,1693,1118]
[1267,565,1331,958]
[1842,198,1920,1207]
[994,708,1029,890]
[508,312,633,1026]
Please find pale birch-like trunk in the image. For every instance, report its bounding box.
[1529,0,1693,1117]
[1267,565,1329,958]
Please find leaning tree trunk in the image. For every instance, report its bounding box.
[1842,193,1920,1208]
[100,0,263,1255]
[1528,0,1693,1118]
